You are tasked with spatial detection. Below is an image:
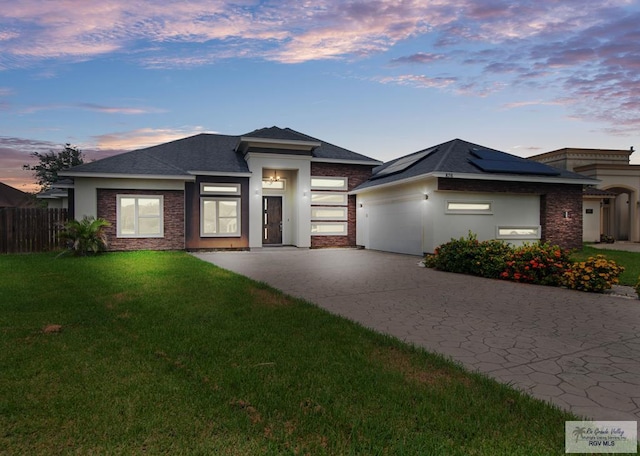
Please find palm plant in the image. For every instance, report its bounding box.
[58,216,110,257]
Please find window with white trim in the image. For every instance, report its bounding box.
[446,201,492,214]
[262,179,286,190]
[311,192,348,206]
[311,222,347,235]
[311,206,348,221]
[201,198,241,237]
[496,226,541,239]
[117,195,164,238]
[311,177,348,190]
[201,183,240,195]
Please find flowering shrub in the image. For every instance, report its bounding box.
[500,242,571,286]
[563,255,624,293]
[425,233,625,294]
[426,232,511,278]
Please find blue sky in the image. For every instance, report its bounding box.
[1,0,638,191]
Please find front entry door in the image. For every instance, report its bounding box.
[263,196,283,245]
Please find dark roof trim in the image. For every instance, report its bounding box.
[312,157,382,166]
[60,171,195,181]
[351,171,599,194]
[236,137,321,155]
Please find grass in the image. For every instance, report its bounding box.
[0,251,580,455]
[572,245,640,286]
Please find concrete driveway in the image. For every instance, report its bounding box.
[193,248,640,422]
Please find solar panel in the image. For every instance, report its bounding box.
[372,147,437,179]
[470,148,513,161]
[469,158,561,176]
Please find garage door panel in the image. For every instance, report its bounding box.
[368,201,422,255]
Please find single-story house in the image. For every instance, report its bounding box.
[36,179,73,209]
[351,139,598,255]
[62,129,598,255]
[529,147,638,243]
[61,127,381,251]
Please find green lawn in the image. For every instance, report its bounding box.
[572,245,640,286]
[0,251,578,455]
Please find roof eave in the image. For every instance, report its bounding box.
[431,171,599,185]
[350,174,436,194]
[312,157,382,166]
[237,137,321,154]
[187,171,253,177]
[351,171,599,194]
[60,171,195,181]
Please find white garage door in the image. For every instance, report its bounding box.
[367,199,423,255]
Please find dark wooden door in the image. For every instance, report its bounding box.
[263,196,282,244]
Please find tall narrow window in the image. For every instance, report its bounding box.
[117,195,163,237]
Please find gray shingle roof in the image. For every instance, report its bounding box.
[0,182,37,208]
[354,138,597,191]
[64,127,379,177]
[243,127,381,162]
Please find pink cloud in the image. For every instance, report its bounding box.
[0,127,211,190]
[1,0,638,137]
[376,74,458,89]
[19,103,165,115]
[0,137,60,191]
[92,126,215,150]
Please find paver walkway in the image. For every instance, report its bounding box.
[193,248,640,423]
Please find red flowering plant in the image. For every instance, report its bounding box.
[499,242,571,286]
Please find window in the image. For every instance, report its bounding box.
[446,201,492,214]
[311,207,348,220]
[200,183,240,195]
[311,177,348,190]
[117,195,163,237]
[311,192,348,206]
[496,226,541,240]
[262,179,286,190]
[311,222,347,235]
[201,198,240,237]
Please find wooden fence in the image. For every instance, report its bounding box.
[0,208,69,254]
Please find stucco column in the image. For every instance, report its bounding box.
[631,192,639,242]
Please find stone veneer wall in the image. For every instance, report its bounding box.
[97,189,185,251]
[437,178,583,250]
[310,163,373,248]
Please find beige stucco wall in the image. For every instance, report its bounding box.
[74,177,187,220]
[355,178,541,255]
[245,153,312,248]
[583,199,602,242]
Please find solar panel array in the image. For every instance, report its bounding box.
[372,147,437,179]
[469,148,561,176]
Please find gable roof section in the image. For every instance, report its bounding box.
[63,127,379,179]
[243,127,381,163]
[0,182,37,208]
[354,138,598,192]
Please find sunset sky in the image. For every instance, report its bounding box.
[1,0,638,192]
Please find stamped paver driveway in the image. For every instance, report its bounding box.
[194,248,640,422]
